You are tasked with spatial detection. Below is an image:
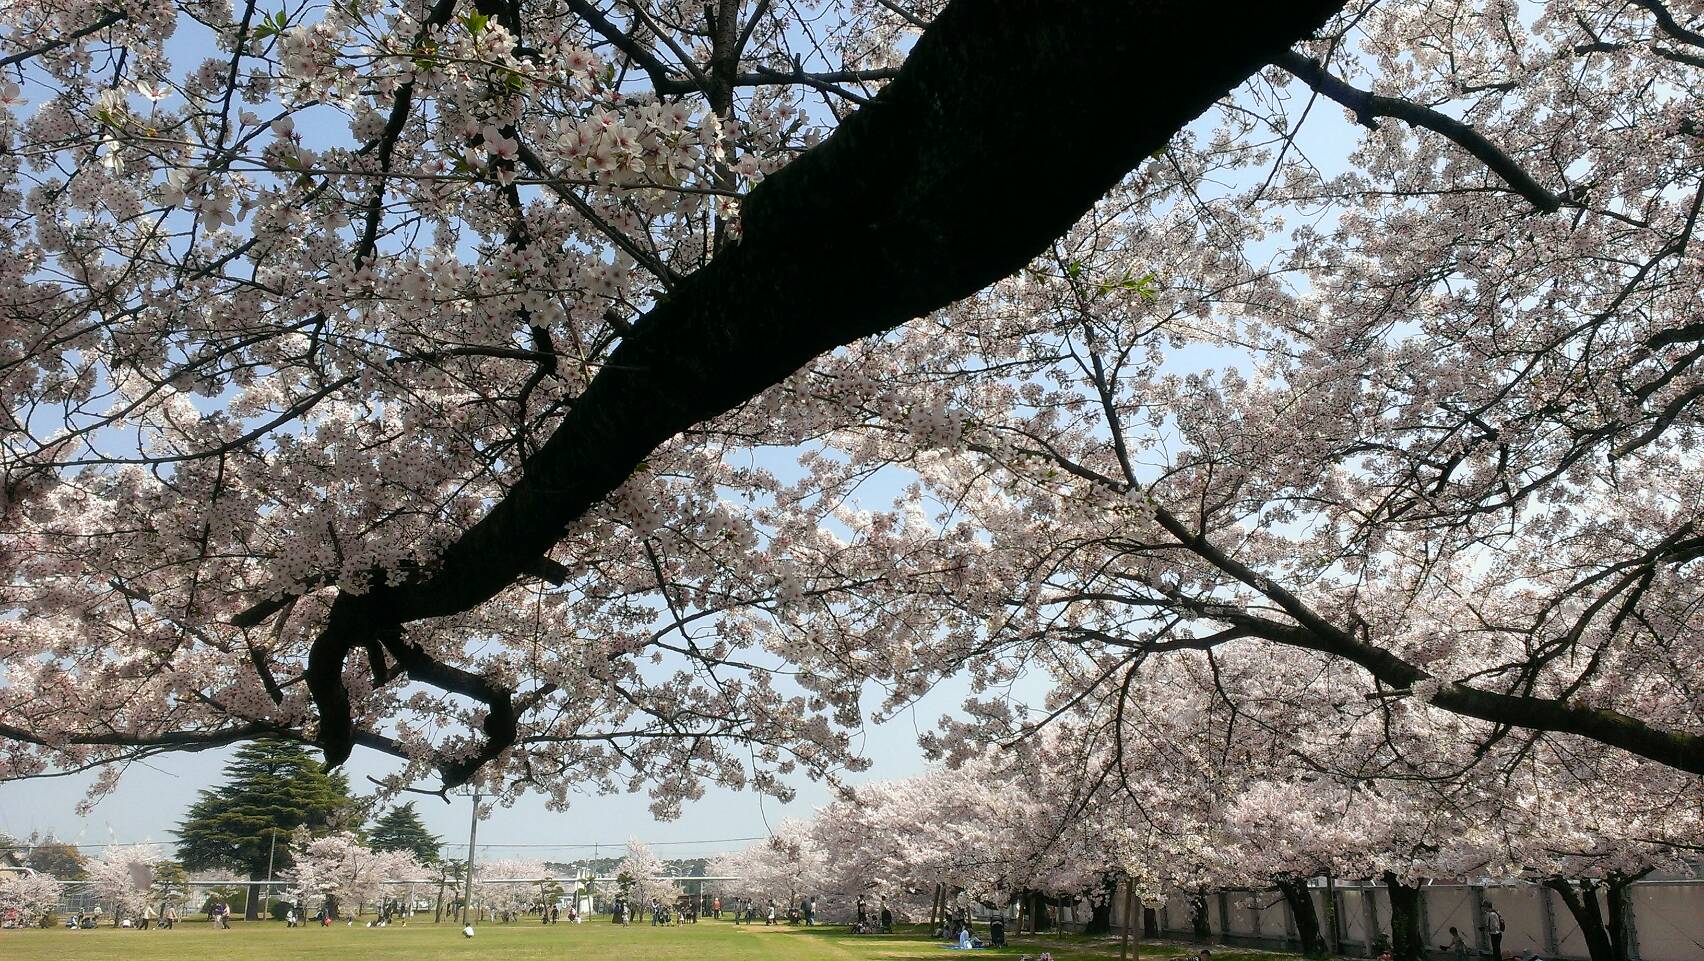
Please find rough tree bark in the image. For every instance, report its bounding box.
[1275,875,1327,957]
[1605,872,1643,961]
[264,0,1348,777]
[1545,873,1648,961]
[1381,873,1425,961]
[1190,891,1213,942]
[245,872,263,922]
[1030,892,1054,932]
[1086,873,1119,935]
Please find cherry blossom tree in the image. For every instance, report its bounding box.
[805,738,1165,930]
[1486,758,1702,961]
[473,856,550,919]
[0,871,63,928]
[6,1,1704,931]
[706,819,826,913]
[614,838,672,909]
[806,649,1698,961]
[84,844,163,923]
[0,0,1345,803]
[283,829,426,919]
[733,0,1704,792]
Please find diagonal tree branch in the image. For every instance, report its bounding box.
[0,9,125,69]
[271,0,1348,775]
[1633,0,1704,50]
[1277,50,1568,214]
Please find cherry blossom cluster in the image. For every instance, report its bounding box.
[85,844,166,920]
[0,870,63,926]
[0,0,885,809]
[284,829,429,917]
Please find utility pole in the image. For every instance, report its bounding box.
[263,829,278,918]
[265,830,278,883]
[461,791,481,925]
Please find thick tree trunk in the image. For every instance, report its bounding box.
[1032,893,1054,932]
[1087,897,1114,936]
[1545,879,1616,961]
[1323,875,1341,955]
[1606,873,1644,961]
[1381,873,1425,961]
[1085,874,1119,935]
[246,871,263,922]
[1190,891,1213,942]
[1276,876,1326,957]
[1144,906,1160,939]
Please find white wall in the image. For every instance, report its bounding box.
[1631,883,1704,961]
[1135,878,1704,961]
[1425,886,1474,950]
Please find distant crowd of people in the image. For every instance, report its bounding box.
[63,903,186,930]
[723,895,809,925]
[607,895,699,925]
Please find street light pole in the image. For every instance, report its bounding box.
[461,791,481,925]
[264,829,278,918]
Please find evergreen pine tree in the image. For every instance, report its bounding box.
[368,802,442,865]
[173,740,359,919]
[150,861,190,918]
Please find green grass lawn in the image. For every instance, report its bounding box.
[0,918,1304,961]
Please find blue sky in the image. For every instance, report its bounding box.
[0,669,976,860]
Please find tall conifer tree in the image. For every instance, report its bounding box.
[174,740,358,919]
[368,802,441,865]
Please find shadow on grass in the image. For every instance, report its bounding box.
[764,923,1300,961]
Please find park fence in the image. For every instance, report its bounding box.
[1111,877,1704,961]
